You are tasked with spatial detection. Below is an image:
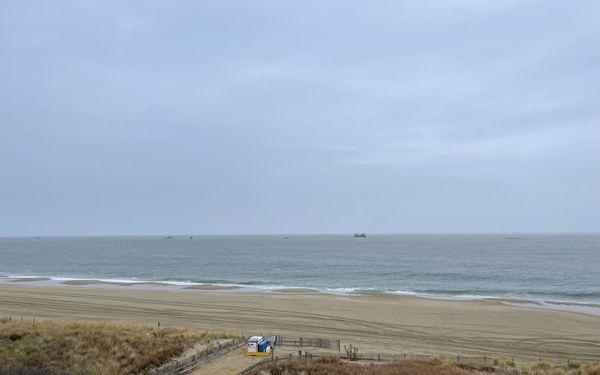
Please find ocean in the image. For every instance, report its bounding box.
[1,234,599,305]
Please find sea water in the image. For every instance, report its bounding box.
[0,234,599,304]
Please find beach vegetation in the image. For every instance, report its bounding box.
[8,333,22,342]
[0,317,234,375]
[584,363,600,375]
[493,358,516,369]
[444,358,460,368]
[528,361,554,374]
[250,357,600,375]
[429,355,443,366]
[255,357,475,375]
[344,344,361,361]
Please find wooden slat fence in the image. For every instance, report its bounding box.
[296,352,493,364]
[276,336,340,351]
[148,337,245,375]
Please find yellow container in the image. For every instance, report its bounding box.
[244,346,272,357]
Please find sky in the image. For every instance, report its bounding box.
[1,1,599,236]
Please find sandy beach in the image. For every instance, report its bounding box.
[1,284,599,363]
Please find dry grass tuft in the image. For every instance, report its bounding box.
[584,364,600,375]
[493,358,516,369]
[0,317,233,375]
[529,361,555,374]
[429,355,443,366]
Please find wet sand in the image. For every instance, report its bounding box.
[274,288,319,293]
[10,277,51,282]
[0,284,599,362]
[61,280,167,287]
[184,284,240,291]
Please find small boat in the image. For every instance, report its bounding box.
[165,235,174,239]
[353,232,367,238]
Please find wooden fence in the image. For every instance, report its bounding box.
[290,351,496,364]
[276,336,341,351]
[148,337,245,375]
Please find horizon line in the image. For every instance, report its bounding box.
[1,231,599,239]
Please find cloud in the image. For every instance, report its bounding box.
[0,0,599,234]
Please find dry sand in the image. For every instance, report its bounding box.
[0,284,599,363]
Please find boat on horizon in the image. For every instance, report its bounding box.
[353,232,367,238]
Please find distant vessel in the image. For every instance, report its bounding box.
[353,232,367,238]
[165,235,174,239]
[34,236,42,240]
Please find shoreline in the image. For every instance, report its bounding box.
[1,283,600,362]
[1,275,599,316]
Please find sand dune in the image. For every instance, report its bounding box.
[0,284,599,363]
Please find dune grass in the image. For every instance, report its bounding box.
[0,317,233,375]
[249,357,600,375]
[250,357,476,375]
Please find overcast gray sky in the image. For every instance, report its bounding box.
[1,1,599,236]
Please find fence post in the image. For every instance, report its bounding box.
[378,353,381,362]
[484,356,486,363]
